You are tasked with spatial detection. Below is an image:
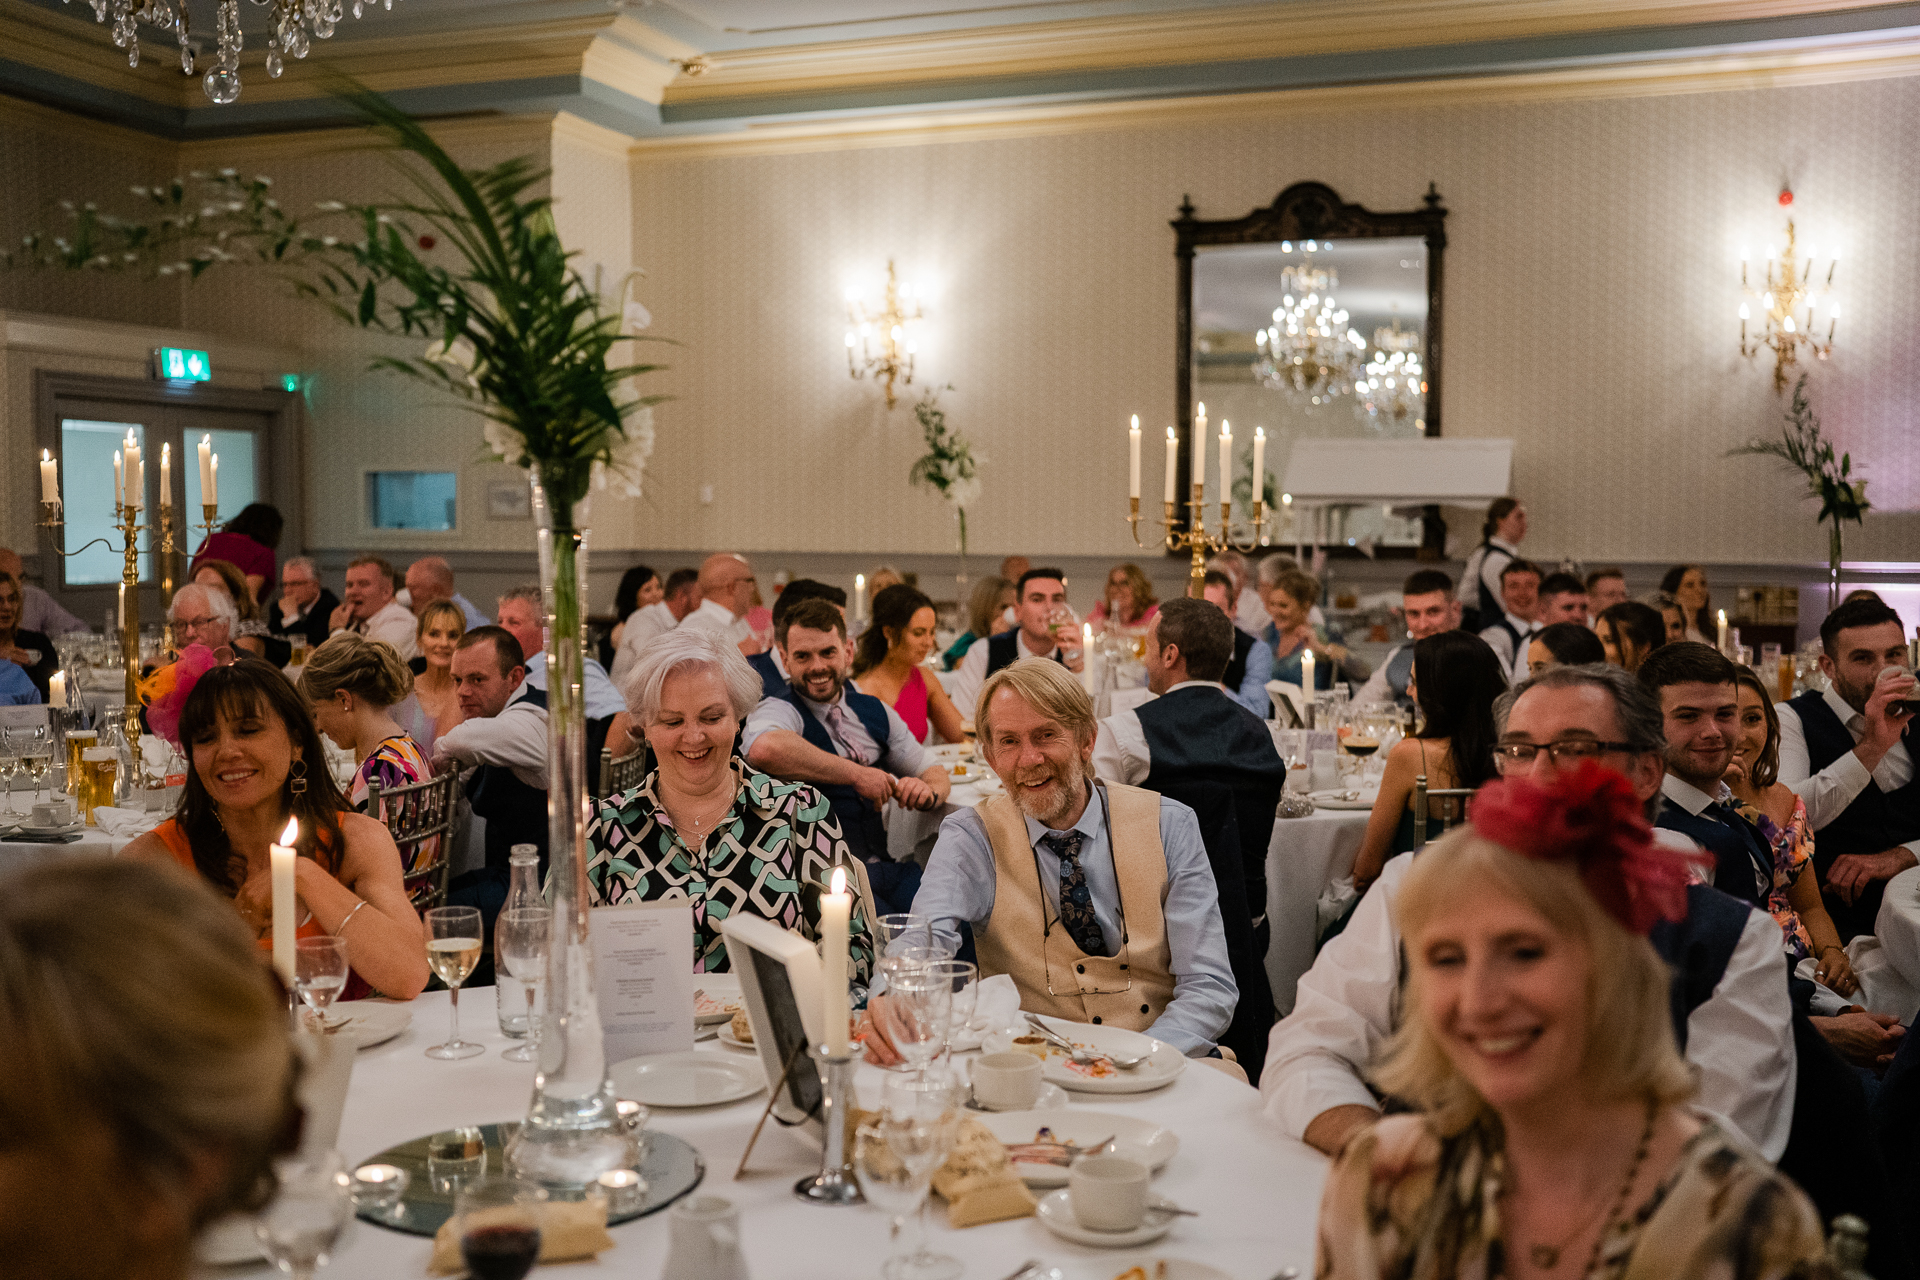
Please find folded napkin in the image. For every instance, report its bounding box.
[850,1107,1036,1228]
[973,973,1022,1038]
[92,806,161,838]
[427,1200,614,1274]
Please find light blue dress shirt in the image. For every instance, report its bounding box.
[523,651,627,721]
[1230,627,1273,717]
[0,661,39,705]
[450,592,491,631]
[909,781,1238,1055]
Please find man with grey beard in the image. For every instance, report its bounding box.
[860,657,1237,1061]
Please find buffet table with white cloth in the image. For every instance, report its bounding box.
[198,989,1328,1279]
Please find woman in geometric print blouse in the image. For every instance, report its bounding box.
[586,626,876,983]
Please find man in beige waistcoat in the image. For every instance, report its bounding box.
[863,658,1237,1061]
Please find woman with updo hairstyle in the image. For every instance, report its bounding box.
[297,631,427,813]
[1316,765,1832,1279]
[1596,601,1668,673]
[126,658,428,1000]
[0,859,300,1278]
[853,583,965,744]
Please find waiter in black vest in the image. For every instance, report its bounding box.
[1776,597,1919,939]
[1092,596,1283,1080]
[948,567,1085,716]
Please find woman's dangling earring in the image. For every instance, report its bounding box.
[290,757,308,795]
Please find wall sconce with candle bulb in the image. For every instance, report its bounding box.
[844,260,922,408]
[1739,190,1838,393]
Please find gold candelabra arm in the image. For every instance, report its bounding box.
[200,503,220,538]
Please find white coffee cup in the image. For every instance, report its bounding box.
[969,1051,1042,1111]
[661,1195,749,1280]
[1068,1154,1150,1232]
[31,798,72,826]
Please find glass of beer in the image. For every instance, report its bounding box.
[290,636,310,668]
[64,728,98,798]
[1778,652,1797,702]
[77,746,118,826]
[424,905,486,1060]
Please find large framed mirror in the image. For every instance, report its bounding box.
[1174,182,1447,554]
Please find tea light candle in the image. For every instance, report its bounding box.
[39,450,57,504]
[821,866,851,1056]
[596,1167,647,1215]
[349,1163,409,1211]
[270,817,298,984]
[1127,415,1140,500]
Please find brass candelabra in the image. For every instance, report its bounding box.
[1129,486,1270,599]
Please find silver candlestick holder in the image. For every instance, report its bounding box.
[793,1045,863,1206]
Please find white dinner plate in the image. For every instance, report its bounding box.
[964,1081,1069,1113]
[1034,1188,1178,1249]
[321,1001,413,1050]
[693,973,745,1025]
[1043,1257,1233,1280]
[972,1109,1178,1187]
[983,1018,1186,1094]
[610,1051,764,1107]
[927,744,974,763]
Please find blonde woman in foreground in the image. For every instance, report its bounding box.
[1314,762,1835,1280]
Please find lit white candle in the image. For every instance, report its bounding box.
[1252,428,1266,503]
[208,455,219,507]
[124,434,140,508]
[1127,415,1141,500]
[1218,419,1233,505]
[821,866,850,1056]
[1163,427,1177,503]
[39,450,57,504]
[159,443,171,508]
[113,450,123,508]
[271,817,299,985]
[1716,609,1728,653]
[1301,648,1316,693]
[1193,402,1207,500]
[854,574,867,624]
[49,672,66,709]
[197,434,213,499]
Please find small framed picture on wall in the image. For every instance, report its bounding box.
[486,480,531,521]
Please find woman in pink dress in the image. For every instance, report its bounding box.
[852,584,965,744]
[1086,562,1159,635]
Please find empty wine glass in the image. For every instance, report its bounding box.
[0,729,22,821]
[454,1175,545,1280]
[16,726,52,808]
[888,964,953,1075]
[424,905,484,1060]
[496,907,551,1063]
[871,1068,965,1280]
[294,936,350,1029]
[253,1151,353,1280]
[925,959,977,1055]
[875,913,932,955]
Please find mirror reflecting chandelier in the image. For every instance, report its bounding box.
[1356,319,1425,430]
[62,0,400,105]
[1251,257,1366,405]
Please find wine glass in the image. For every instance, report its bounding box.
[888,964,954,1076]
[496,907,551,1063]
[871,1068,966,1280]
[424,905,485,1060]
[925,959,977,1055]
[0,729,21,822]
[17,726,52,809]
[875,913,932,955]
[253,1151,353,1280]
[453,1176,545,1280]
[294,936,350,1029]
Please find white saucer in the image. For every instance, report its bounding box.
[12,821,85,837]
[1034,1188,1177,1248]
[973,1109,1178,1186]
[610,1051,764,1107]
[965,1081,1069,1113]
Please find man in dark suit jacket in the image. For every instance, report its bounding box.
[268,556,339,649]
[1092,596,1284,1080]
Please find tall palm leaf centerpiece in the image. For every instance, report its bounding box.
[5,83,663,1186]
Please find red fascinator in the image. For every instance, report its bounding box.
[138,643,219,749]
[1465,760,1692,935]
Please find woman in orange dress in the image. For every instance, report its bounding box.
[125,658,429,1001]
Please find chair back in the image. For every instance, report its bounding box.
[1412,774,1476,847]
[598,744,651,800]
[367,769,462,912]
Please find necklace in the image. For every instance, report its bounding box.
[1523,1099,1657,1275]
[663,781,737,841]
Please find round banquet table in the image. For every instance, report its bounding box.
[1871,866,1920,1004]
[1263,807,1371,1018]
[198,989,1330,1279]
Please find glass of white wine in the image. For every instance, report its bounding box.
[17,726,52,810]
[295,935,351,1029]
[496,906,551,1063]
[424,905,485,1060]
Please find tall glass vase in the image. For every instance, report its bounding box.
[1828,521,1844,613]
[954,505,969,597]
[507,472,631,1188]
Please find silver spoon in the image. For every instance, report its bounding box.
[1024,1015,1152,1069]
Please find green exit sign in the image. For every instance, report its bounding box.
[155,347,211,382]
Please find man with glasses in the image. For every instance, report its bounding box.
[168,583,240,654]
[862,658,1236,1062]
[1262,663,1794,1167]
[268,556,338,650]
[681,552,757,652]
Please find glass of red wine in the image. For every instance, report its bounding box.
[453,1176,545,1280]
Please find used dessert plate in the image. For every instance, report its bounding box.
[610,1051,764,1107]
[1042,1258,1233,1280]
[693,973,745,1025]
[983,1017,1185,1093]
[972,1109,1177,1186]
[321,1000,413,1050]
[716,1025,755,1052]
[1034,1188,1177,1248]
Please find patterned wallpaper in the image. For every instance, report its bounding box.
[628,73,1920,569]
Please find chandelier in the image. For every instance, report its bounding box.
[1251,257,1366,405]
[61,0,399,105]
[1739,195,1837,393]
[1356,319,1425,429]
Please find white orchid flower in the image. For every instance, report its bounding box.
[622,300,652,334]
[481,420,523,465]
[425,335,479,386]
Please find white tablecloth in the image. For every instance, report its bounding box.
[199,989,1328,1279]
[1264,807,1371,1017]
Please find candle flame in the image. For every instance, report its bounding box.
[41,448,49,462]
[830,866,846,895]
[1165,427,1175,441]
[279,817,299,846]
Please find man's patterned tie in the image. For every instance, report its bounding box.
[1040,831,1108,956]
